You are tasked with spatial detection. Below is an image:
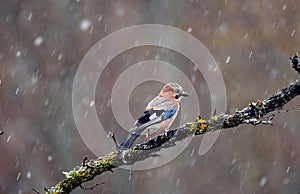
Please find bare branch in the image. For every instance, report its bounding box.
[45,54,300,194]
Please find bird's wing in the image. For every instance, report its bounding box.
[119,97,177,150]
[132,97,176,128]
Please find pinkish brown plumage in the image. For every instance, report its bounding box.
[119,83,189,150]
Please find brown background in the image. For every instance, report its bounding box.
[1,0,300,193]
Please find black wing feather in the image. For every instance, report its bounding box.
[119,109,165,150]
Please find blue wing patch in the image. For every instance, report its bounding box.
[162,108,177,120]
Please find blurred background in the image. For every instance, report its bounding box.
[1,0,300,193]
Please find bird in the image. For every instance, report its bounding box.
[118,83,189,150]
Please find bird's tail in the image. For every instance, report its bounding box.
[118,133,140,150]
[118,115,165,150]
[118,123,150,150]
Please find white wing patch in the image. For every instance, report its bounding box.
[149,112,157,120]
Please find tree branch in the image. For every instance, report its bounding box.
[45,54,300,194]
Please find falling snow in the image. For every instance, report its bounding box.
[28,13,32,20]
[89,100,95,107]
[286,166,290,173]
[231,158,236,165]
[249,51,253,59]
[283,122,287,129]
[34,36,43,46]
[98,15,103,22]
[15,87,20,95]
[26,171,31,179]
[47,155,53,162]
[282,4,287,11]
[226,56,231,64]
[16,172,21,181]
[44,99,49,106]
[80,19,91,31]
[16,51,21,57]
[259,176,268,187]
[291,29,296,37]
[2,1,300,194]
[7,135,11,142]
[58,54,63,61]
[30,74,38,85]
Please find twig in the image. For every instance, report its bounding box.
[32,188,41,194]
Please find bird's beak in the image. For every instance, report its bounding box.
[180,91,190,97]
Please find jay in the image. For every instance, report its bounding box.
[118,83,189,150]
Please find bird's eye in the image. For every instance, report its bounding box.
[175,95,179,99]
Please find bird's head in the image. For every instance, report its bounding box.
[159,83,190,101]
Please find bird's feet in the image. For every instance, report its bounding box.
[145,133,151,141]
[145,129,152,141]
